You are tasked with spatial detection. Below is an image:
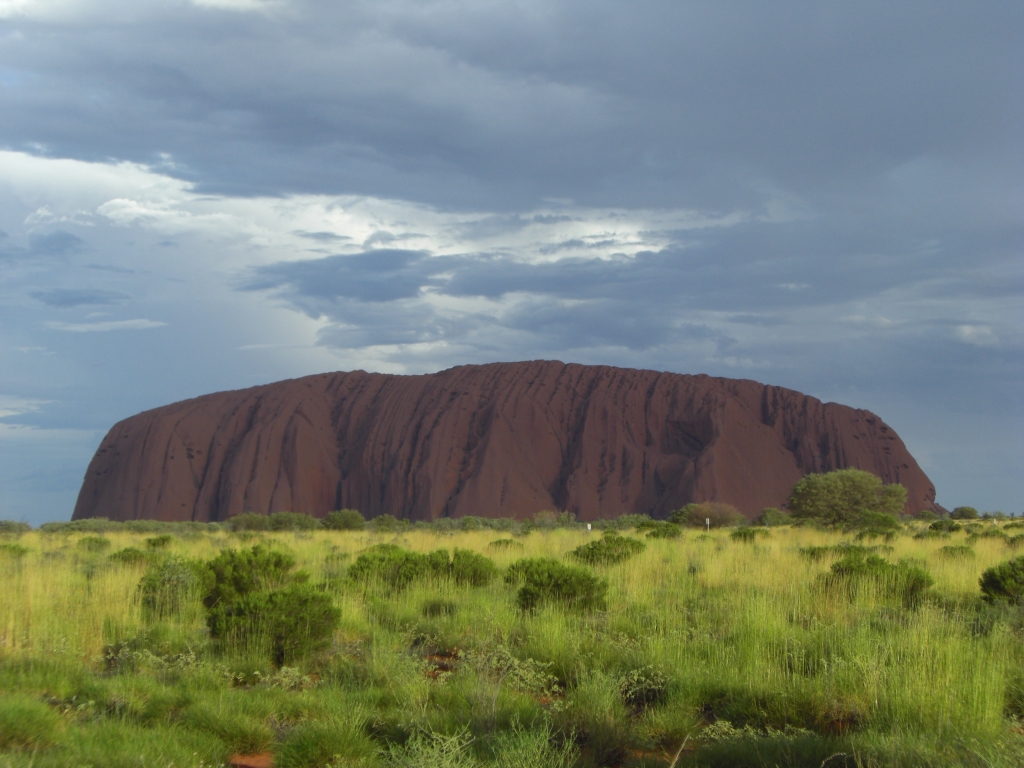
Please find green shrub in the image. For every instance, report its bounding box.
[322,509,366,530]
[276,717,380,768]
[0,542,29,559]
[823,550,933,606]
[226,512,270,531]
[267,511,321,531]
[0,520,30,537]
[951,506,980,520]
[207,583,340,666]
[798,543,891,562]
[139,556,205,620]
[347,544,448,590]
[930,519,962,533]
[109,547,148,565]
[505,557,608,612]
[618,665,669,713]
[978,528,1009,540]
[491,722,577,768]
[77,535,112,552]
[569,533,645,565]
[915,508,940,522]
[1004,522,1024,531]
[0,693,61,749]
[368,514,402,532]
[145,534,174,549]
[730,527,770,543]
[1008,534,1024,550]
[669,502,745,528]
[457,515,487,531]
[487,538,524,551]
[854,511,903,540]
[938,545,975,559]
[753,507,793,527]
[450,548,498,586]
[644,522,682,539]
[980,557,1024,604]
[201,544,300,610]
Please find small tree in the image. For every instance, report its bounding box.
[788,469,906,529]
[951,506,980,520]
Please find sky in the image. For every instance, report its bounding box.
[0,0,1021,525]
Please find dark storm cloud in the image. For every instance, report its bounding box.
[0,2,1018,209]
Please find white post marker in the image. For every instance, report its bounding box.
[706,518,710,532]
[587,523,592,531]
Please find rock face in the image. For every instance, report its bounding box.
[72,361,937,522]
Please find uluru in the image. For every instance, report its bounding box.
[72,361,937,523]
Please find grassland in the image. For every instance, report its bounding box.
[1,521,1023,767]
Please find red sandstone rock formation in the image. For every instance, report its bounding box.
[72,361,937,522]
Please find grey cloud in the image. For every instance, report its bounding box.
[30,288,130,307]
[29,231,84,256]
[294,231,351,243]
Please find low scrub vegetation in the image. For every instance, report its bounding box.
[3,500,1024,767]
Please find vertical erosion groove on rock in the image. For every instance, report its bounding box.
[72,361,937,522]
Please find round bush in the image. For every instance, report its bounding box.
[980,556,1024,604]
[569,533,645,565]
[322,509,365,530]
[951,506,980,520]
[505,557,608,612]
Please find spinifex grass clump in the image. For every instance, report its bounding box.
[505,557,607,611]
[348,544,497,590]
[569,531,645,565]
[643,521,682,539]
[730,527,770,542]
[138,555,206,620]
[487,538,524,551]
[938,544,975,559]
[822,549,933,606]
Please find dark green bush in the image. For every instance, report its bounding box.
[930,519,962,533]
[145,534,174,549]
[201,545,300,610]
[487,538,524,551]
[854,511,903,540]
[450,548,498,586]
[0,542,29,559]
[1008,534,1024,550]
[77,535,112,552]
[823,550,933,607]
[227,512,269,531]
[347,544,497,590]
[347,544,447,590]
[798,543,891,562]
[368,514,402,532]
[730,527,770,542]
[915,509,940,522]
[753,507,793,527]
[322,509,365,530]
[267,511,320,531]
[669,502,745,528]
[207,584,340,666]
[951,506,980,520]
[139,556,206,620]
[644,522,682,539]
[505,557,607,612]
[0,520,30,537]
[980,557,1024,604]
[569,533,645,565]
[938,545,975,559]
[109,547,148,565]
